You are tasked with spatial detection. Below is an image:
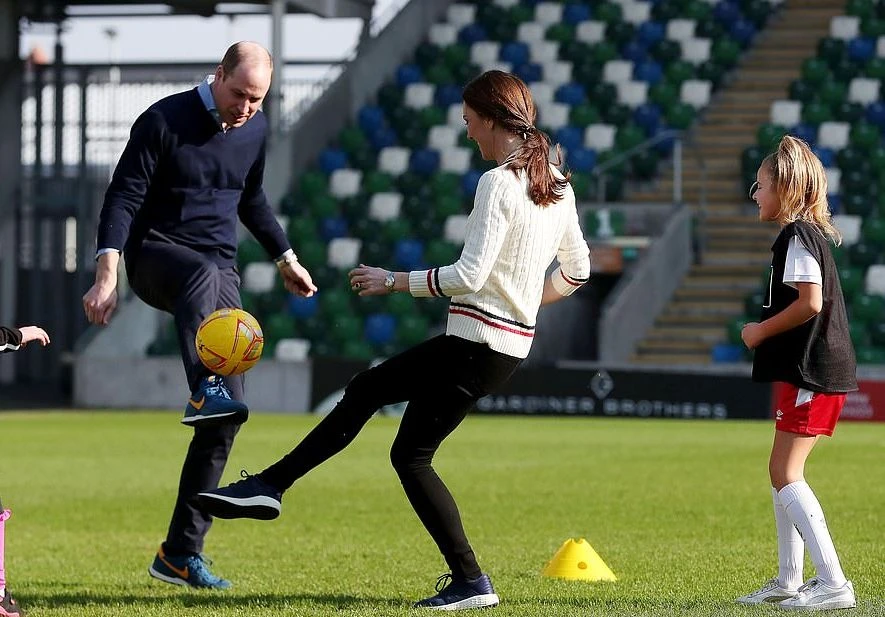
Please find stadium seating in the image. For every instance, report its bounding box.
[731,5,885,364]
[222,0,780,362]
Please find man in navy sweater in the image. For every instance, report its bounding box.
[82,41,316,589]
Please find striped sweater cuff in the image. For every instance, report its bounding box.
[409,269,445,298]
[551,267,588,297]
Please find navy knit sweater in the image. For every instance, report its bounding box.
[96,88,290,268]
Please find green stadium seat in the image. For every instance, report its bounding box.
[817,37,845,68]
[238,238,265,266]
[594,2,623,24]
[801,58,830,85]
[342,339,375,361]
[726,316,747,345]
[666,60,696,87]
[397,314,431,347]
[849,320,871,347]
[381,218,412,243]
[856,345,885,364]
[546,23,575,45]
[327,314,363,347]
[757,123,787,150]
[788,79,816,104]
[442,44,470,73]
[386,291,419,319]
[377,83,403,114]
[650,82,679,109]
[802,101,832,126]
[850,121,881,151]
[414,42,441,71]
[863,57,885,79]
[819,81,847,109]
[862,217,885,248]
[852,293,885,324]
[287,216,317,246]
[666,102,697,130]
[712,38,741,68]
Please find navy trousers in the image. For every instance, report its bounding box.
[127,239,244,555]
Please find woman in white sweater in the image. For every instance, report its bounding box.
[197,70,592,610]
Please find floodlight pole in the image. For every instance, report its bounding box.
[268,0,285,138]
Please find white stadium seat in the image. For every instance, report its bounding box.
[830,16,859,40]
[848,78,880,105]
[242,262,276,294]
[770,100,801,127]
[617,81,649,109]
[542,60,573,86]
[327,237,362,269]
[517,22,546,43]
[368,192,402,222]
[479,60,513,74]
[680,79,712,109]
[530,41,560,64]
[603,60,634,84]
[440,147,472,174]
[825,167,841,195]
[427,125,459,150]
[428,23,457,47]
[877,36,885,58]
[530,82,555,105]
[444,214,470,244]
[470,41,501,66]
[404,83,435,109]
[377,147,411,176]
[537,102,570,130]
[493,0,519,7]
[584,124,617,151]
[817,121,850,150]
[329,168,362,198]
[864,264,885,297]
[666,19,696,41]
[535,2,564,26]
[275,338,311,362]
[681,38,711,65]
[447,103,465,129]
[576,21,606,44]
[447,3,476,29]
[832,214,862,246]
[622,2,652,25]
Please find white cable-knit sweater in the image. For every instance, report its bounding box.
[408,163,591,358]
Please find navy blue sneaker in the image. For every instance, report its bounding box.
[196,470,282,520]
[148,547,231,589]
[182,375,248,427]
[414,573,500,610]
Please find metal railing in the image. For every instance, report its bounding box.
[590,130,709,264]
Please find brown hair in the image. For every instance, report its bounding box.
[462,70,569,206]
[220,42,273,78]
[761,135,841,245]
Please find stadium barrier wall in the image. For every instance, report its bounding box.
[598,206,693,362]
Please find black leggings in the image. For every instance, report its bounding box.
[260,335,521,580]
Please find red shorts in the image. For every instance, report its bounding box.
[775,383,846,436]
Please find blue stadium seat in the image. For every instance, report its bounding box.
[500,41,530,66]
[287,294,318,319]
[713,1,741,26]
[435,84,463,108]
[789,122,817,146]
[394,238,426,270]
[396,64,423,88]
[711,343,744,363]
[410,148,441,176]
[813,146,836,168]
[555,83,587,106]
[555,126,584,152]
[566,146,597,173]
[562,3,592,25]
[319,216,349,242]
[515,62,543,83]
[458,23,487,46]
[318,148,348,175]
[369,126,398,151]
[866,101,885,129]
[637,21,665,47]
[622,41,648,65]
[364,313,397,346]
[358,105,386,135]
[729,18,757,47]
[634,59,663,84]
[848,37,875,63]
[461,169,484,196]
[633,103,662,135]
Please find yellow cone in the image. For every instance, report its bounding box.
[542,538,617,582]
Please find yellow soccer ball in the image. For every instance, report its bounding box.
[195,308,264,376]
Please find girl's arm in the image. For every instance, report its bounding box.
[741,282,822,349]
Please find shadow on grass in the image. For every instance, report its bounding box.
[28,589,406,611]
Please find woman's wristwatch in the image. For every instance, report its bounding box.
[384,271,396,292]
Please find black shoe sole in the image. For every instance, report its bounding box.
[195,493,280,521]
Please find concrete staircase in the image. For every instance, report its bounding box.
[628,0,847,365]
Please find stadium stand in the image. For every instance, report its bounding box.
[155,0,787,365]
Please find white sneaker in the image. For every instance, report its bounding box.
[779,578,856,610]
[736,578,800,605]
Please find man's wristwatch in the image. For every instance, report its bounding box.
[275,250,298,268]
[384,271,396,292]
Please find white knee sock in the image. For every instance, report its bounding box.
[772,487,804,589]
[778,481,847,588]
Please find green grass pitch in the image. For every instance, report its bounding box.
[1,411,883,616]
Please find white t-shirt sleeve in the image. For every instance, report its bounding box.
[783,235,822,288]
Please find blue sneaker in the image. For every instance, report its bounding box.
[196,470,282,520]
[414,573,500,610]
[148,547,231,589]
[182,375,248,427]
